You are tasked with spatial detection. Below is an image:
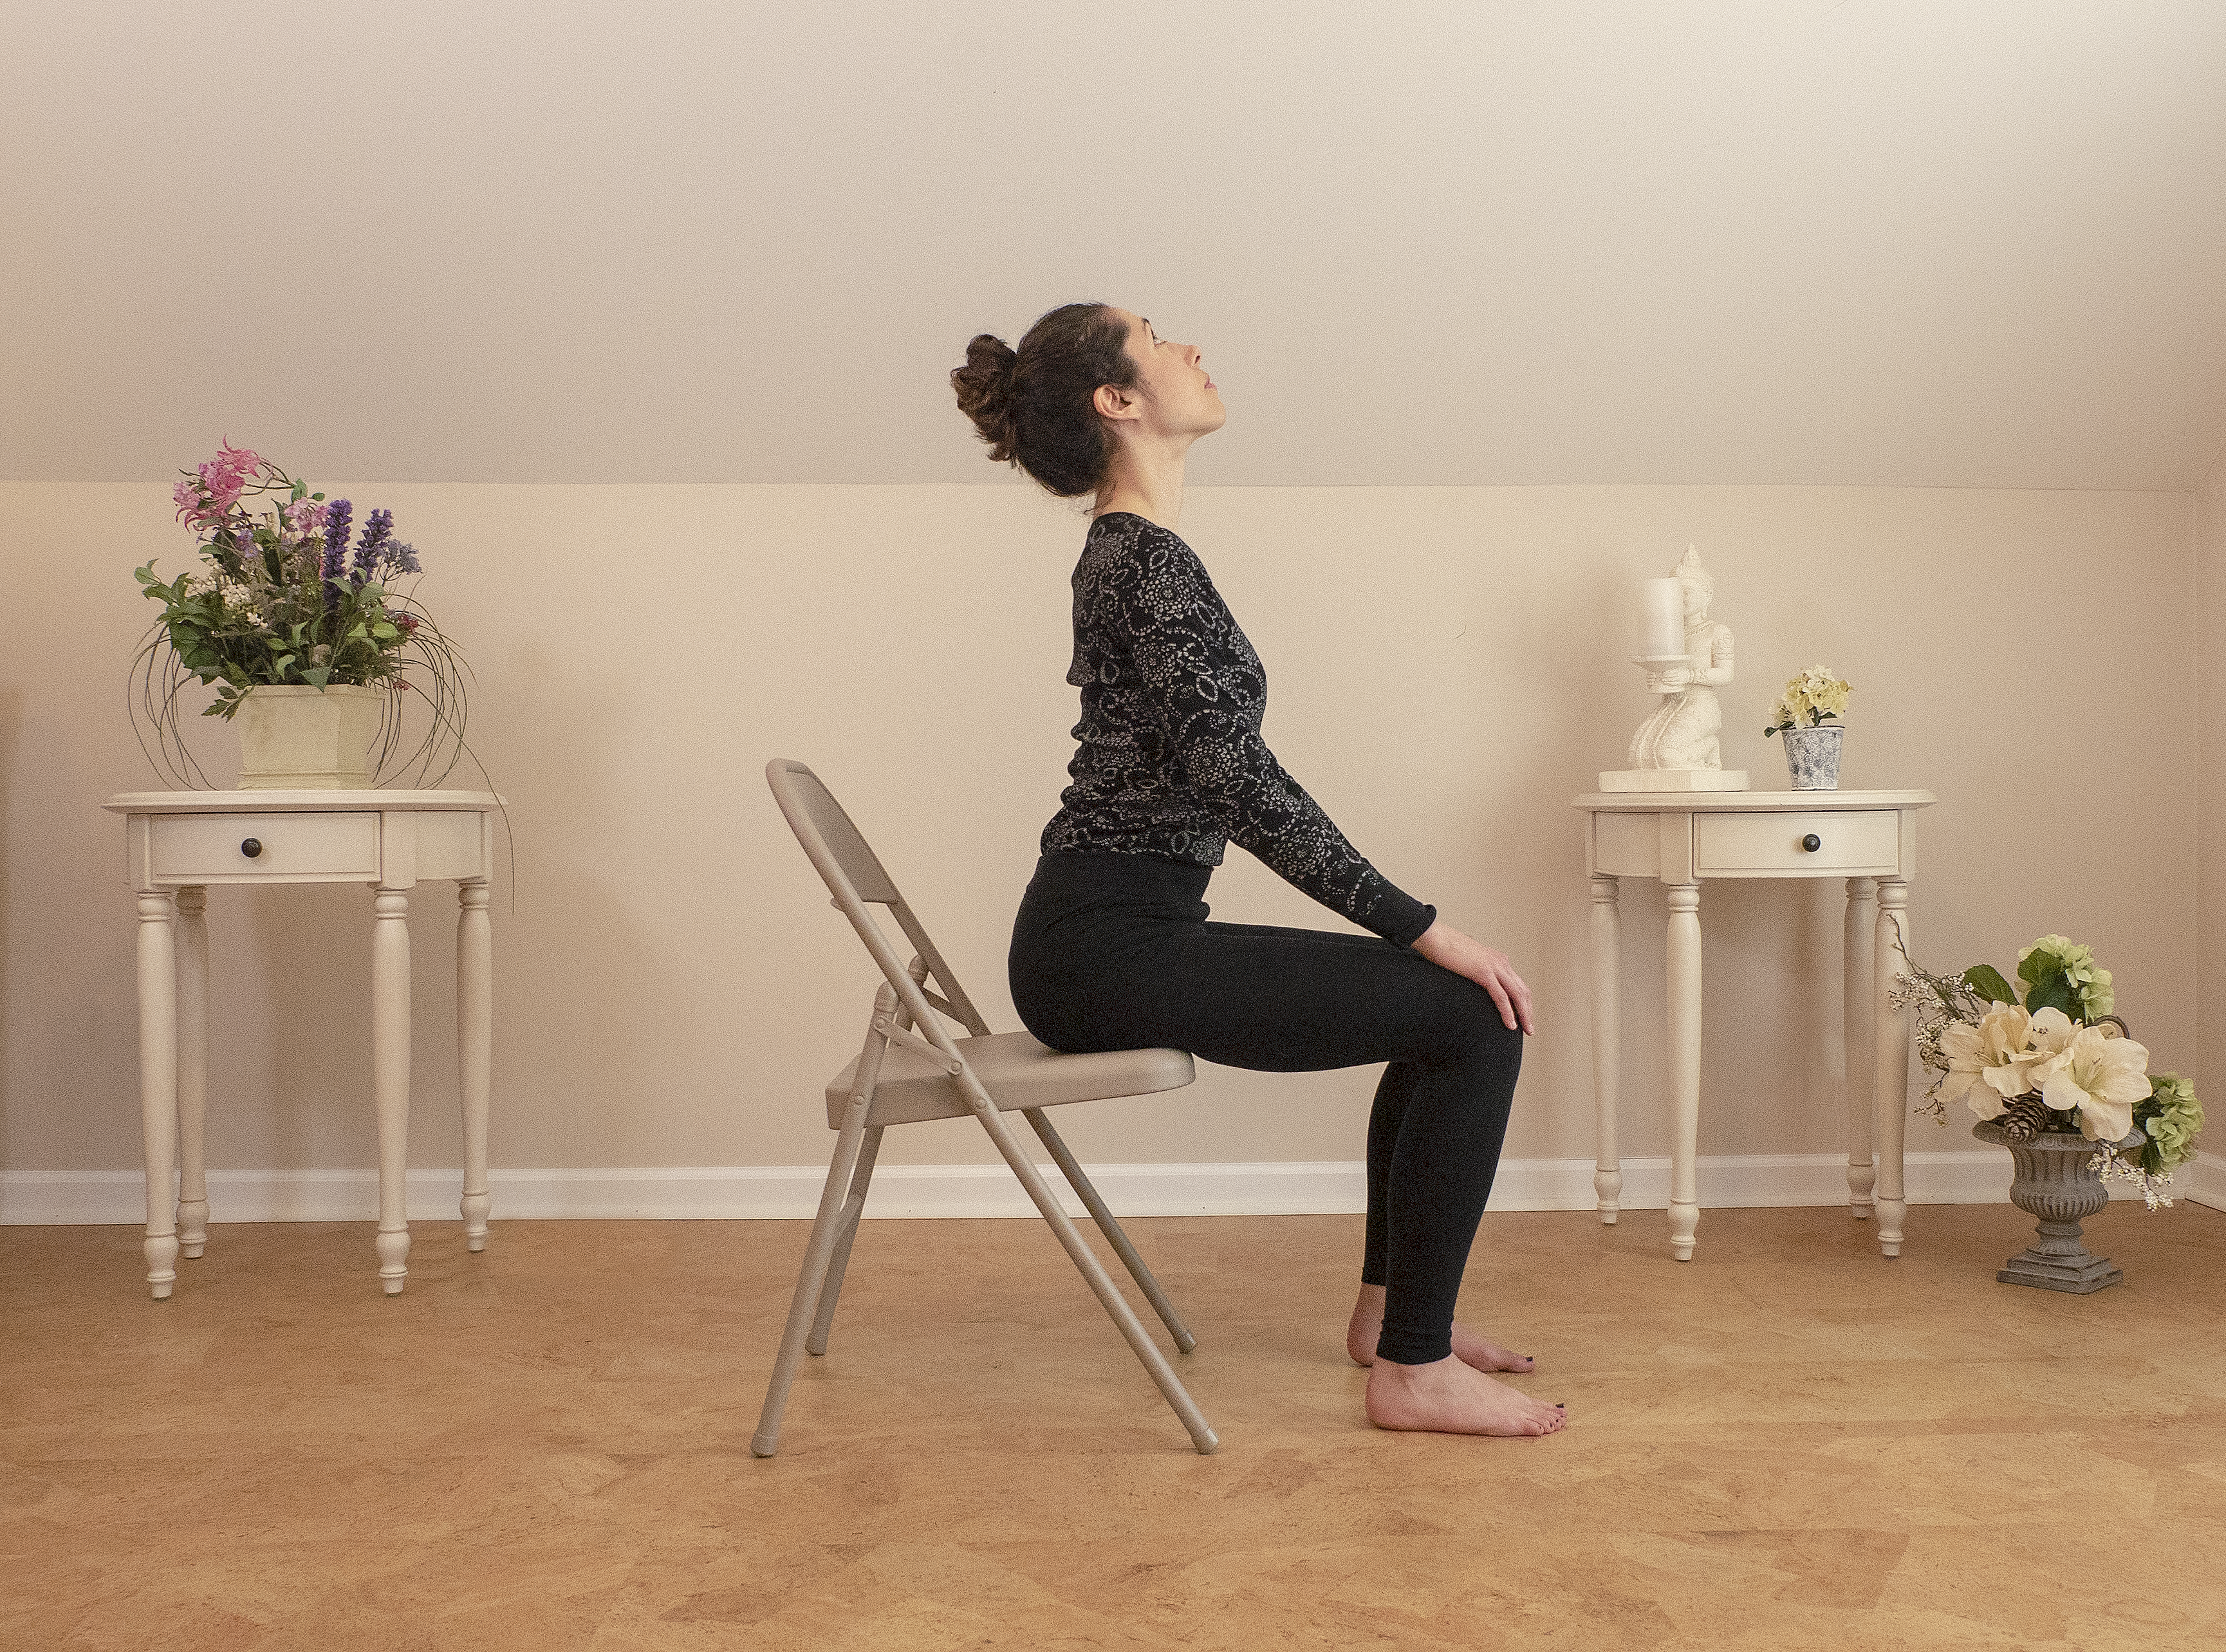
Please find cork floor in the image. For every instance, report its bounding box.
[6,1201,2225,1652]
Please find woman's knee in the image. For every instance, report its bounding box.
[1431,978,1526,1072]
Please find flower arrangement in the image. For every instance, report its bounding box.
[132,442,469,786]
[1763,665,1849,738]
[1899,934,2204,1207]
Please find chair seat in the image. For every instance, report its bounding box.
[826,1030,1194,1128]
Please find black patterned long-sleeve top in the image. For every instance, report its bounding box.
[1039,512,1437,946]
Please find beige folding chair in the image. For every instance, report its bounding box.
[752,759,1218,1456]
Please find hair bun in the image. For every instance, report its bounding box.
[952,333,1022,462]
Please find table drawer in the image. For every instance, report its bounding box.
[150,813,380,881]
[1694,811,1898,876]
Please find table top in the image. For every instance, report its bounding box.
[1573,788,1935,812]
[104,790,503,815]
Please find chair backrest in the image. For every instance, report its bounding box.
[767,758,902,906]
[765,758,989,1039]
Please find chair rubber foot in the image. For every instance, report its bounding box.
[1191,1430,1220,1455]
[750,1434,779,1459]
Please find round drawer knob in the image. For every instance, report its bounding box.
[1800,833,1822,853]
[240,838,263,859]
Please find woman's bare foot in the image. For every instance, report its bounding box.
[1365,1355,1567,1437]
[1346,1284,1534,1373]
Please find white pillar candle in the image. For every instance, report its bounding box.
[1641,577,1685,658]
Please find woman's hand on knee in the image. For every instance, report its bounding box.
[1413,920,1534,1035]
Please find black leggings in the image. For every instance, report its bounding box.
[1008,851,1523,1365]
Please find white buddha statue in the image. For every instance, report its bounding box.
[1629,546,1734,772]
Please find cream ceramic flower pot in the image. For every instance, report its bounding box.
[233,684,388,789]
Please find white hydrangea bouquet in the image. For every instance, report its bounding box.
[1899,936,2203,1206]
[1763,665,1849,737]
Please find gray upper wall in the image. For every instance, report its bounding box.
[5,0,2223,489]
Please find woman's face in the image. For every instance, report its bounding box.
[1102,308,1225,441]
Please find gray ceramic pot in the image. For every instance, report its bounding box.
[1781,723,1844,790]
[1972,1118,2144,1292]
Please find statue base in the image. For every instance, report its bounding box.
[1597,769,1750,793]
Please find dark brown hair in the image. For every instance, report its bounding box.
[951,302,1139,498]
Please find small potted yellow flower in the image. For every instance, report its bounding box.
[1763,665,1849,790]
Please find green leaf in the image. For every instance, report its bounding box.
[301,664,332,687]
[2024,976,2077,1019]
[1963,965,2017,1007]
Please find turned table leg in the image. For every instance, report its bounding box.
[373,886,413,1294]
[457,881,492,1251]
[1842,877,1877,1218]
[1589,875,1623,1223]
[1874,880,1911,1256]
[174,887,210,1259]
[1665,883,1703,1261]
[136,889,180,1299]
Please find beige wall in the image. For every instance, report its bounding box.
[0,480,2198,1182]
[2200,449,2226,1101]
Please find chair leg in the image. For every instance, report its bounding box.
[806,1126,882,1357]
[1026,1109,1196,1353]
[971,1105,1218,1454]
[752,1109,872,1459]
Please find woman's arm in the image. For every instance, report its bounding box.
[1120,536,1434,945]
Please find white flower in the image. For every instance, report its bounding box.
[1940,1003,2039,1118]
[2037,1023,2151,1142]
[2022,1006,2081,1071]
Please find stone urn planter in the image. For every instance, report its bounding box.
[1972,1117,2143,1293]
[233,683,389,789]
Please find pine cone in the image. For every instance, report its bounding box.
[1998,1095,2053,1142]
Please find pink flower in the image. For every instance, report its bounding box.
[213,440,261,478]
[196,462,245,519]
[176,441,272,534]
[283,497,329,536]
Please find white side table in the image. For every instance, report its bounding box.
[1574,788,1936,1261]
[104,790,503,1298]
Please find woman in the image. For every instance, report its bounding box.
[952,303,1563,1439]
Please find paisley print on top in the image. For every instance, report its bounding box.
[1040,512,1436,946]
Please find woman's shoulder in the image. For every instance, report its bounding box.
[1083,512,1205,582]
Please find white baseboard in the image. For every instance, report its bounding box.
[2179,1149,2226,1211]
[14,1148,2216,1225]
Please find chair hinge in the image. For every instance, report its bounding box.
[873,1013,964,1076]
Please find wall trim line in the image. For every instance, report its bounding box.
[8,1149,2217,1224]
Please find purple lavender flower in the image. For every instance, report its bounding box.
[388,541,421,576]
[351,507,393,580]
[322,498,353,581]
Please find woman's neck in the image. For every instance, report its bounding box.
[1094,443,1188,530]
